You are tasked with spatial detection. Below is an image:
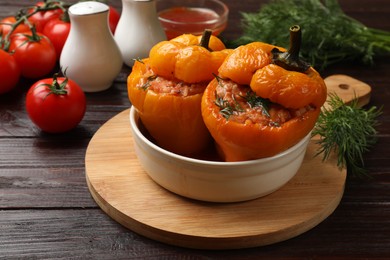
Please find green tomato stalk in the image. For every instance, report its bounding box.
[0,0,68,52]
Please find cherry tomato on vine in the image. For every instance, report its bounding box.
[28,1,64,32]
[0,16,30,37]
[26,73,86,133]
[9,32,57,79]
[0,49,21,94]
[43,14,70,59]
[108,6,120,34]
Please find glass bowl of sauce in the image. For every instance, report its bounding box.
[157,0,229,39]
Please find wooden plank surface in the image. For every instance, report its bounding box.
[0,0,389,258]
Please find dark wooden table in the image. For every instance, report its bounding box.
[1,0,389,258]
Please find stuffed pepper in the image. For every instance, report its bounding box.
[201,25,327,161]
[128,30,231,156]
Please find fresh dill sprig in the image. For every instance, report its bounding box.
[312,93,382,176]
[234,0,390,70]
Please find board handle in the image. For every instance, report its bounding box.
[323,74,372,110]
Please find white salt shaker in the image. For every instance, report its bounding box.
[114,0,166,67]
[60,1,123,92]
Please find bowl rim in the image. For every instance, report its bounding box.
[156,0,229,26]
[129,106,311,167]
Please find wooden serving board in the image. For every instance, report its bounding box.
[85,74,370,249]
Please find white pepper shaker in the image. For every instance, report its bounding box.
[114,0,166,67]
[60,1,123,92]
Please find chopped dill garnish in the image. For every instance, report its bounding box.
[141,75,157,90]
[213,75,273,120]
[213,73,226,87]
[313,93,382,177]
[214,92,240,119]
[213,75,244,119]
[214,89,273,120]
[243,91,271,117]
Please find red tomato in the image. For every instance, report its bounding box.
[28,1,63,32]
[26,75,86,133]
[9,32,57,79]
[0,16,30,37]
[43,15,70,60]
[0,49,21,94]
[108,6,120,34]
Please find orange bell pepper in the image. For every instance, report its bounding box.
[128,30,230,156]
[149,31,230,83]
[218,42,285,85]
[201,25,327,161]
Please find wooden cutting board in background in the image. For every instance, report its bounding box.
[85,74,371,249]
[324,74,371,109]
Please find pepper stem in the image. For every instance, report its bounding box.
[199,29,212,51]
[272,25,310,73]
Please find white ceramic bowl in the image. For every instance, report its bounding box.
[129,106,311,203]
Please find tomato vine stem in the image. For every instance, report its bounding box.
[1,1,68,52]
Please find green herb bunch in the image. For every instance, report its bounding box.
[312,94,382,176]
[234,0,390,70]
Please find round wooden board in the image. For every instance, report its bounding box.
[85,109,346,250]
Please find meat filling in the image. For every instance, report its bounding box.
[136,66,206,96]
[215,78,315,126]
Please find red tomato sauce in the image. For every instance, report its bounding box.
[158,7,225,39]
